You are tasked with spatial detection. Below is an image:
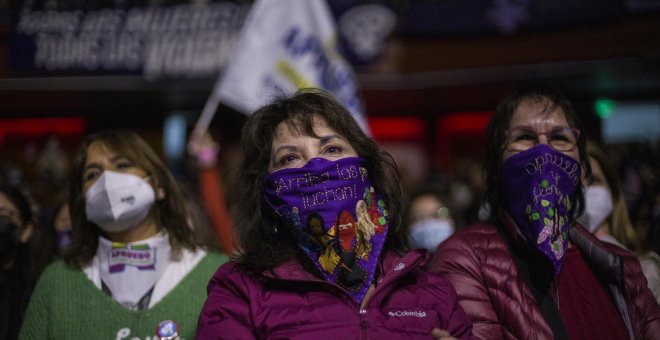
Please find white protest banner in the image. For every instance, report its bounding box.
[193,0,368,137]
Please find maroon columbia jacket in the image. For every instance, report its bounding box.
[196,250,473,339]
[430,222,660,340]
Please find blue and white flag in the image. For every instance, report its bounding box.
[211,0,368,133]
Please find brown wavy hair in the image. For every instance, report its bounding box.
[232,88,407,274]
[586,141,647,253]
[483,86,591,221]
[64,130,196,268]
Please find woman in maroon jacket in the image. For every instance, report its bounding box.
[196,89,473,339]
[430,86,660,339]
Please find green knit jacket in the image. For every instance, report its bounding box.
[18,251,227,340]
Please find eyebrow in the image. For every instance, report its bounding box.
[271,134,347,156]
[271,145,299,158]
[509,124,572,131]
[83,155,126,172]
[318,134,345,145]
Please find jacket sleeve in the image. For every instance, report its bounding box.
[620,250,660,339]
[195,264,256,340]
[426,272,475,340]
[429,234,501,340]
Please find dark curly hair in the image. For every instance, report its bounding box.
[483,86,591,221]
[232,88,408,274]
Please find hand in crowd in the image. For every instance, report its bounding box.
[187,131,220,168]
[431,328,457,340]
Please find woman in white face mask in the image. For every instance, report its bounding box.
[406,185,457,254]
[20,130,228,340]
[579,140,660,304]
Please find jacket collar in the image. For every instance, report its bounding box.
[378,249,428,286]
[499,208,623,285]
[568,223,623,286]
[263,249,428,285]
[498,209,529,246]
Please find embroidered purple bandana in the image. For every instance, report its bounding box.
[501,144,580,274]
[264,157,388,304]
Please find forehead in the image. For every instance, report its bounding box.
[410,194,443,213]
[509,98,569,128]
[84,141,117,163]
[272,115,334,141]
[0,192,19,213]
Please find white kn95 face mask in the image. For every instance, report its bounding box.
[85,170,156,233]
[576,185,613,233]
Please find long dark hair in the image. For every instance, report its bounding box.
[233,88,407,274]
[65,130,196,268]
[483,86,591,221]
[0,185,33,230]
[0,185,34,270]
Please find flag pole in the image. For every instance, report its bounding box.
[188,91,222,157]
[191,91,221,140]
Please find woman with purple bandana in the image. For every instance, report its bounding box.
[430,86,660,339]
[196,89,473,339]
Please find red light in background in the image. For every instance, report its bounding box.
[0,117,86,143]
[436,111,492,170]
[438,111,491,133]
[367,116,426,142]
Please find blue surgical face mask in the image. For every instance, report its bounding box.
[409,219,454,253]
[56,229,72,251]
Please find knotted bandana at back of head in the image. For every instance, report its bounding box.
[501,144,581,274]
[264,157,389,304]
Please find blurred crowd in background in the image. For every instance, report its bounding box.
[1,0,660,338]
[1,129,658,259]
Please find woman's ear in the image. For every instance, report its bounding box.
[156,187,166,201]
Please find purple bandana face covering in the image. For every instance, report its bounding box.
[264,157,389,304]
[501,144,580,274]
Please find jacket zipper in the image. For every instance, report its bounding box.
[266,253,425,339]
[359,309,367,340]
[553,278,560,311]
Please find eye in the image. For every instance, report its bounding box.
[323,145,343,154]
[279,154,300,165]
[115,159,134,169]
[550,133,569,142]
[83,169,101,182]
[515,132,537,141]
[550,129,577,143]
[0,209,21,226]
